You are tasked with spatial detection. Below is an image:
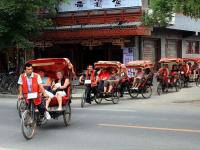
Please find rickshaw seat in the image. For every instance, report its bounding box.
[49,86,71,107]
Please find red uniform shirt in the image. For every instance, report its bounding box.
[99,71,110,80]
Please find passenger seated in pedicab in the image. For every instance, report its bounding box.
[96,68,111,92]
[46,71,70,111]
[104,68,120,94]
[170,64,179,82]
[38,70,52,91]
[79,65,97,104]
[143,68,154,83]
[171,64,179,76]
[131,68,144,90]
[191,62,199,80]
[182,61,190,82]
[119,65,128,97]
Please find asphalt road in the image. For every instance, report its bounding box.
[0,85,200,150]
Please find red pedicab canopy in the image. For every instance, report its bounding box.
[183,57,200,62]
[159,58,183,64]
[26,58,72,79]
[94,61,122,69]
[126,60,154,69]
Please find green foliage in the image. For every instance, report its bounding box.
[0,0,67,50]
[143,0,200,27]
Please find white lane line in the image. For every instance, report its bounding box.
[98,123,200,133]
[73,108,137,112]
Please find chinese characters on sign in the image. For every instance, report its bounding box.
[94,0,102,7]
[112,0,122,7]
[59,0,142,12]
[75,1,85,8]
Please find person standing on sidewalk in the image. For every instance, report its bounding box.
[18,63,51,120]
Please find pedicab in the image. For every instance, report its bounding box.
[183,58,200,84]
[20,58,72,140]
[81,61,122,106]
[157,58,182,95]
[126,60,154,99]
[118,64,129,97]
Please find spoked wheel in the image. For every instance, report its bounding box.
[196,77,200,87]
[16,100,19,110]
[175,81,181,92]
[94,93,102,104]
[18,100,27,119]
[63,103,71,126]
[185,80,189,88]
[142,85,152,99]
[128,88,139,99]
[157,82,163,95]
[81,92,86,108]
[112,90,120,104]
[21,110,36,140]
[10,83,18,95]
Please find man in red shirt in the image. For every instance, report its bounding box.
[157,64,169,92]
[97,68,111,92]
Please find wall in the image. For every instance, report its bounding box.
[182,35,200,58]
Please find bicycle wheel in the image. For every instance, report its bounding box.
[21,110,36,140]
[157,82,162,95]
[142,85,152,99]
[63,103,71,126]
[18,100,27,118]
[175,81,181,92]
[112,90,120,104]
[94,93,102,104]
[128,88,139,99]
[81,92,86,108]
[10,83,18,95]
[196,77,200,87]
[16,100,19,110]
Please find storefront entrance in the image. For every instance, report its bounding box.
[35,43,123,74]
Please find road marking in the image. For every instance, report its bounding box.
[98,124,200,133]
[74,108,136,112]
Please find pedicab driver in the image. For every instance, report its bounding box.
[79,65,97,104]
[18,63,51,120]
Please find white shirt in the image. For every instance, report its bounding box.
[18,73,42,92]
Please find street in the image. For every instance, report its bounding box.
[0,85,200,150]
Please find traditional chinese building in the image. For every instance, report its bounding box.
[35,0,151,73]
[2,0,199,73]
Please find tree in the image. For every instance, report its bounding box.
[143,0,200,27]
[0,0,67,50]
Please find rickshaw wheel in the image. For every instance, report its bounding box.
[142,85,152,99]
[175,81,181,92]
[21,110,36,140]
[18,100,27,119]
[81,92,86,108]
[128,89,139,99]
[180,80,184,88]
[16,100,19,110]
[157,82,162,95]
[196,77,200,87]
[63,103,71,126]
[112,90,120,104]
[95,96,102,104]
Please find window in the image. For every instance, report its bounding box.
[186,41,200,54]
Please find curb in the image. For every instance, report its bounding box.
[0,94,17,99]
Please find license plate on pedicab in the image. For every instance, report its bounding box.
[85,80,91,84]
[27,92,38,99]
